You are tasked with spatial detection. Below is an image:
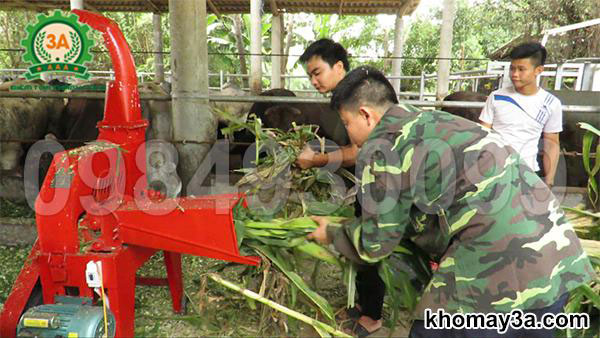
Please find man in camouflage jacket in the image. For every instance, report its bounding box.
[308,66,595,337]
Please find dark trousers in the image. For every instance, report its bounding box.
[354,197,385,321]
[357,264,386,320]
[410,293,569,338]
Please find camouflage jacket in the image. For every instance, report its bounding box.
[328,105,595,318]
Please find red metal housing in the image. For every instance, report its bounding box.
[0,10,258,337]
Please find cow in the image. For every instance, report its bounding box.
[211,82,253,124]
[248,88,350,147]
[442,91,488,123]
[0,79,66,172]
[0,79,67,201]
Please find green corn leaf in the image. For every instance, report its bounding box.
[343,263,356,308]
[313,325,332,338]
[578,122,600,137]
[574,283,600,311]
[580,239,600,259]
[565,288,585,313]
[578,123,600,209]
[290,283,298,308]
[249,243,336,323]
[295,241,341,267]
[209,273,350,337]
[251,236,306,248]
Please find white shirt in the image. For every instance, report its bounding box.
[479,86,562,171]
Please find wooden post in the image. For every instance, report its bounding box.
[391,14,406,94]
[153,13,165,84]
[168,0,212,193]
[250,0,263,94]
[271,14,282,89]
[436,0,457,100]
[70,0,83,10]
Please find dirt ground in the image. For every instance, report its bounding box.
[0,242,413,337]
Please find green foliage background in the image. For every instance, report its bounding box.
[0,0,598,91]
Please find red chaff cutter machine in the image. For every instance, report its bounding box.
[0,10,259,337]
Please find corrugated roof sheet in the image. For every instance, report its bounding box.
[1,0,420,15]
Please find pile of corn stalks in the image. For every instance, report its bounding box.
[214,111,430,335]
[564,206,600,331]
[221,110,356,219]
[218,111,359,333]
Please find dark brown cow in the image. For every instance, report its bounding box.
[249,89,350,147]
[442,91,488,123]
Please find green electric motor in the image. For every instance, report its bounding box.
[16,296,115,338]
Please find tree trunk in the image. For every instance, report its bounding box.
[281,16,294,83]
[153,13,165,84]
[436,0,457,100]
[391,15,407,94]
[233,14,248,88]
[382,29,391,71]
[589,7,600,57]
[250,0,263,94]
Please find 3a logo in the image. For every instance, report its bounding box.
[21,10,94,80]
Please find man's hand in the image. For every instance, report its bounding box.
[307,216,331,245]
[296,145,317,169]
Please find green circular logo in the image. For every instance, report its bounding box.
[21,10,94,80]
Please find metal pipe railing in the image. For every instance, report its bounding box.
[1,91,598,113]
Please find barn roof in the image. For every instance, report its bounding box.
[0,0,420,15]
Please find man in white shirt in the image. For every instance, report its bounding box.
[480,42,562,187]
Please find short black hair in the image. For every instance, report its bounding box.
[330,66,398,113]
[509,42,547,67]
[299,38,350,71]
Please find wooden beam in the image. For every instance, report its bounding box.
[207,0,222,18]
[83,2,100,12]
[269,0,278,14]
[7,0,39,11]
[0,0,423,15]
[397,0,411,16]
[145,0,161,13]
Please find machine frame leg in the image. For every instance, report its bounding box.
[0,240,42,338]
[163,251,184,314]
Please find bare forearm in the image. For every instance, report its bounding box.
[543,138,560,185]
[312,144,359,168]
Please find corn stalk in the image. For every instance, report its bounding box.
[578,122,600,210]
[209,273,351,337]
[557,121,600,336]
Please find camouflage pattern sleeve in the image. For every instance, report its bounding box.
[341,139,415,263]
[330,113,423,264]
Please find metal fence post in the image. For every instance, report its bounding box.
[419,72,425,101]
